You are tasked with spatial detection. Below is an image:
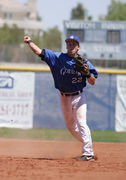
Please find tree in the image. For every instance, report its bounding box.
[0,24,62,63]
[71,3,85,20]
[0,24,24,45]
[70,3,92,21]
[41,26,62,51]
[103,0,126,20]
[88,16,93,21]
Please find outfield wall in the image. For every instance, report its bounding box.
[0,65,126,131]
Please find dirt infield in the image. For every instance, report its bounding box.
[0,139,126,180]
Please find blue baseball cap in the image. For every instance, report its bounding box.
[65,35,80,45]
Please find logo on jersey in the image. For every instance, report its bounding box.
[0,76,14,89]
[60,68,81,76]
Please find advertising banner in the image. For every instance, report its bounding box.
[0,71,35,129]
[115,75,126,131]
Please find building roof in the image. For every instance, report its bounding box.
[0,0,42,31]
[0,0,27,12]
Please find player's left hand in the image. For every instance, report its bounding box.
[74,56,91,78]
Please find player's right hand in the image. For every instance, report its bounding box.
[24,36,31,43]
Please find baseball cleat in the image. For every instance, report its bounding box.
[76,155,95,161]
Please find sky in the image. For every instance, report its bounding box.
[17,0,111,30]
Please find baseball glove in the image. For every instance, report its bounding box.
[74,55,91,78]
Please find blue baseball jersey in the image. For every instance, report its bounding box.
[40,49,98,93]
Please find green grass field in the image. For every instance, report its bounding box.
[0,128,126,143]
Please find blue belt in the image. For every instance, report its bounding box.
[61,90,83,96]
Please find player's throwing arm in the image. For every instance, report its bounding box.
[24,36,42,56]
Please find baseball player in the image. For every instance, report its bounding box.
[24,35,98,161]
